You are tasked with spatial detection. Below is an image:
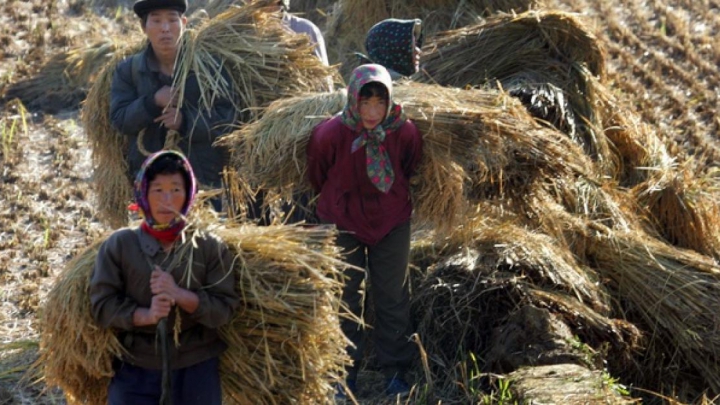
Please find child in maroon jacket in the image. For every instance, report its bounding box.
[307,64,423,399]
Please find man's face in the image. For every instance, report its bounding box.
[143,9,186,56]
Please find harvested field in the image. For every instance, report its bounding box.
[2,0,720,404]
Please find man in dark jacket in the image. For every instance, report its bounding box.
[111,0,237,201]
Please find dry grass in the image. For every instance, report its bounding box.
[325,0,538,77]
[81,41,144,229]
[174,0,338,118]
[34,237,122,405]
[632,164,720,260]
[36,218,349,405]
[84,0,340,229]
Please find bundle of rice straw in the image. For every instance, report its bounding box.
[325,0,537,76]
[544,205,720,397]
[632,164,720,259]
[229,81,597,233]
[410,218,641,400]
[174,0,338,115]
[416,11,618,175]
[37,220,349,405]
[3,41,118,113]
[82,41,145,229]
[84,0,338,228]
[35,238,123,405]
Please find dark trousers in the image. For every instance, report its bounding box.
[108,357,222,405]
[337,221,415,381]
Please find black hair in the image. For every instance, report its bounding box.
[145,154,190,191]
[359,81,389,101]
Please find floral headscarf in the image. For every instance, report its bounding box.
[365,18,423,77]
[340,64,406,193]
[134,150,197,232]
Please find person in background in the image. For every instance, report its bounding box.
[356,18,423,81]
[277,0,330,68]
[307,64,423,399]
[90,150,239,404]
[111,0,238,211]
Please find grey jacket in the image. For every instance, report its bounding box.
[89,227,239,370]
[110,45,238,187]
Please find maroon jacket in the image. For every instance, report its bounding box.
[307,115,423,245]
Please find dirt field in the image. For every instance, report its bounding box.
[1,0,719,404]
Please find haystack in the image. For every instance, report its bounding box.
[83,0,339,228]
[37,220,348,405]
[416,11,615,170]
[227,81,597,232]
[410,217,641,401]
[325,0,538,77]
[632,164,720,260]
[35,237,124,405]
[2,41,118,113]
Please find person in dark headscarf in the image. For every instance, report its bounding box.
[89,150,239,404]
[307,64,423,399]
[356,18,423,81]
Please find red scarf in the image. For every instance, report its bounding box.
[141,221,185,244]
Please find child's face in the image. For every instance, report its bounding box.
[147,173,187,225]
[359,96,388,130]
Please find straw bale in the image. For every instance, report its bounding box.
[212,223,348,404]
[36,237,122,405]
[325,0,537,76]
[410,219,638,398]
[174,0,338,117]
[82,41,145,229]
[632,165,720,259]
[230,81,596,231]
[547,209,720,397]
[416,11,620,175]
[3,41,118,113]
[37,220,348,404]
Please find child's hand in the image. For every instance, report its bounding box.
[148,293,173,323]
[150,268,179,302]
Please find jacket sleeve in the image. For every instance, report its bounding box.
[179,68,238,145]
[401,120,424,177]
[186,236,240,328]
[306,120,334,193]
[109,57,162,136]
[89,233,139,331]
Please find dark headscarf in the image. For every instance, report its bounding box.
[363,18,423,77]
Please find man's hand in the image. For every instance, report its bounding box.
[154,85,176,108]
[154,108,183,130]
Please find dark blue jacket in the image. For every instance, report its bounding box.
[110,45,238,187]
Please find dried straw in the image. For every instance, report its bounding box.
[585,224,720,395]
[224,89,347,193]
[3,41,118,113]
[36,220,348,405]
[212,223,349,404]
[229,81,598,232]
[410,217,638,401]
[82,41,145,229]
[174,0,338,118]
[632,165,720,259]
[84,0,339,228]
[325,0,537,76]
[417,11,616,168]
[35,237,123,405]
